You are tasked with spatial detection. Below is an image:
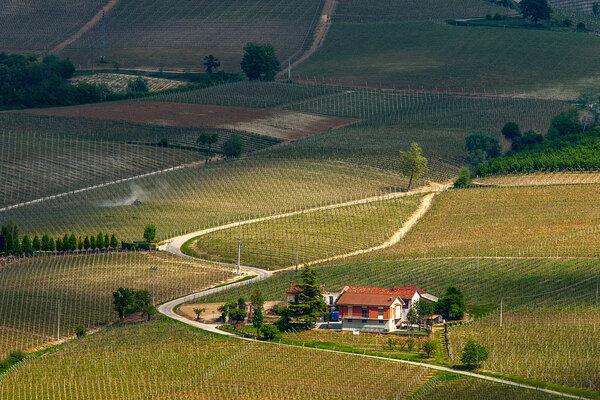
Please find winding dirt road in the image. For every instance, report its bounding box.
[51,0,121,54]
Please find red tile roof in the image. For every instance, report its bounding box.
[286,285,304,294]
[343,285,426,301]
[337,292,402,307]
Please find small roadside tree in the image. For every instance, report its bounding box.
[193,307,205,321]
[143,224,157,242]
[203,55,221,74]
[229,308,247,324]
[69,234,77,251]
[519,0,551,24]
[96,233,104,249]
[218,300,236,323]
[83,236,90,250]
[423,340,436,358]
[240,42,281,81]
[461,339,489,369]
[142,304,157,321]
[398,142,428,190]
[453,166,473,188]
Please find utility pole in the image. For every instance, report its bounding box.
[100,10,106,63]
[288,57,291,80]
[57,300,61,341]
[596,275,599,307]
[237,239,242,275]
[296,246,299,272]
[151,267,158,306]
[499,298,503,327]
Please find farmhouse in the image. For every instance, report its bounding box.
[337,285,438,333]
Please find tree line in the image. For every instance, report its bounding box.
[0,53,112,109]
[0,220,119,256]
[454,108,600,182]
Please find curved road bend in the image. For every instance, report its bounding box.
[158,287,589,400]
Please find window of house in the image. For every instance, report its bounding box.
[362,307,368,318]
[329,296,334,305]
[379,320,384,324]
[378,307,383,317]
[362,319,367,323]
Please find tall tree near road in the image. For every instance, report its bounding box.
[398,142,428,190]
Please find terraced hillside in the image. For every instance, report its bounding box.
[198,256,600,392]
[58,0,325,70]
[0,252,235,357]
[0,0,106,52]
[384,184,600,257]
[334,0,511,22]
[0,320,433,399]
[187,195,423,269]
[0,158,412,241]
[293,21,600,97]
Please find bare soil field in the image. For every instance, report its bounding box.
[177,301,284,323]
[26,102,357,141]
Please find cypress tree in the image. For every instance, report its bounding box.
[32,236,41,251]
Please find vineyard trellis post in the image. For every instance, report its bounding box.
[57,299,61,341]
[499,298,503,327]
[151,267,158,306]
[237,239,242,275]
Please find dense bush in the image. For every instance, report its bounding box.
[476,109,600,176]
[0,53,111,108]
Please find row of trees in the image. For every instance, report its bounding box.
[0,221,120,256]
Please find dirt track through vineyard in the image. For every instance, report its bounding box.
[51,0,121,54]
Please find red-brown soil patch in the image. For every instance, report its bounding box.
[25,101,358,141]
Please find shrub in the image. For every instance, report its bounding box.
[75,325,86,338]
[461,339,489,369]
[454,167,473,188]
[493,13,502,20]
[577,22,586,31]
[260,324,281,340]
[563,18,572,27]
[501,122,521,140]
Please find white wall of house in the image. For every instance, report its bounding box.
[341,318,396,333]
[401,292,422,321]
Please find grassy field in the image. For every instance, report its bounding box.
[382,184,600,257]
[448,308,600,391]
[59,0,324,70]
[335,0,511,22]
[293,21,600,97]
[0,252,235,358]
[188,195,422,269]
[0,158,412,241]
[0,319,433,399]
